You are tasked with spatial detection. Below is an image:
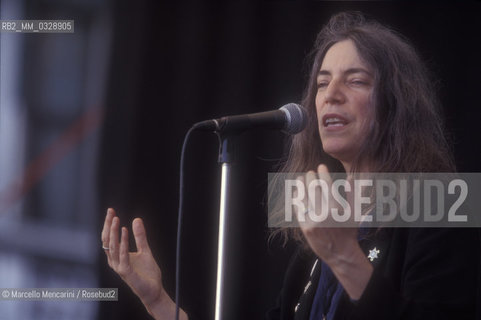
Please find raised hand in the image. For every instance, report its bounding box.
[296,165,373,300]
[101,208,188,320]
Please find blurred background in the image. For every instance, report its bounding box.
[0,1,480,319]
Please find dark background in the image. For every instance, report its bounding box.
[97,2,481,319]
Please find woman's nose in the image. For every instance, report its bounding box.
[324,80,345,105]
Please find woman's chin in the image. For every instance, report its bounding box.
[322,144,358,166]
[323,145,349,160]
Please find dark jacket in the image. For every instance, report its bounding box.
[266,228,481,320]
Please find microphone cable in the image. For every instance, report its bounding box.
[175,125,198,320]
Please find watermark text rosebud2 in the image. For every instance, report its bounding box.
[268,173,481,228]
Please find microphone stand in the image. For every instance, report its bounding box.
[214,133,236,320]
[189,104,305,320]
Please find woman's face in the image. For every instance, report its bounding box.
[315,39,375,169]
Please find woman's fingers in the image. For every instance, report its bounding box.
[103,212,151,273]
[299,165,343,228]
[118,227,131,276]
[132,218,151,254]
[300,168,329,226]
[109,216,120,268]
[295,175,307,222]
[296,171,321,225]
[317,164,331,182]
[305,170,318,217]
[101,208,115,248]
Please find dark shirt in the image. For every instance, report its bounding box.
[266,228,481,320]
[308,260,343,320]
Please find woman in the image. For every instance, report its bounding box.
[102,12,480,319]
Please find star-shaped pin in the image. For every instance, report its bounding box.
[367,247,380,262]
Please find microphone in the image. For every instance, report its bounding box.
[193,103,307,135]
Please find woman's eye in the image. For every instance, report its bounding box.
[349,79,367,86]
[317,82,328,89]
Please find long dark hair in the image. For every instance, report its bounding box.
[271,12,455,244]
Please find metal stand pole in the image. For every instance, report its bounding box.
[214,135,235,320]
[215,162,231,320]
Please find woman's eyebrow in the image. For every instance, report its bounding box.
[317,70,331,77]
[317,68,373,77]
[344,68,373,77]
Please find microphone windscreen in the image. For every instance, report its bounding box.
[280,103,307,134]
